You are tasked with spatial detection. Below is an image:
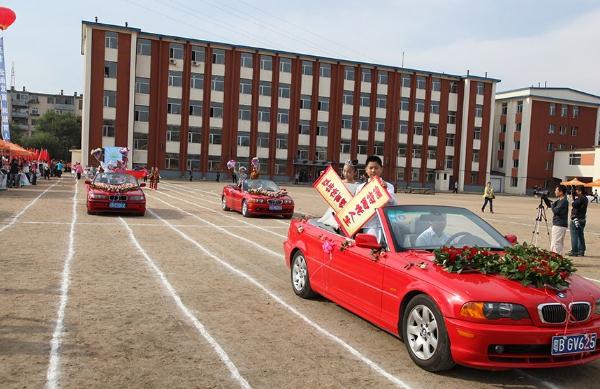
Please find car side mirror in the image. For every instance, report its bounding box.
[505,234,518,245]
[355,233,381,250]
[84,179,91,185]
[140,182,146,187]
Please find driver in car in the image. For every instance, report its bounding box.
[415,212,450,247]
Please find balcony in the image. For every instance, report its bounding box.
[28,98,39,104]
[11,110,28,118]
[11,98,28,107]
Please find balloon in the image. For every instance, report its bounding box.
[90,147,103,162]
[0,7,16,31]
[251,157,259,168]
[119,147,130,157]
[227,159,236,169]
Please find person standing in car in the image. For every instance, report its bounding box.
[568,185,588,257]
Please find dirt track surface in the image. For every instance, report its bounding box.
[1,177,599,389]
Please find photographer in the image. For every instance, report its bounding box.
[568,186,588,257]
[548,185,568,255]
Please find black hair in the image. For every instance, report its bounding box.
[556,184,567,195]
[576,185,585,193]
[365,155,383,167]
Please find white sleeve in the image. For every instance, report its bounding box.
[387,183,397,205]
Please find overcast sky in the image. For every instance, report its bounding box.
[3,0,600,95]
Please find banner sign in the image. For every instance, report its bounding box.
[312,165,355,212]
[103,146,123,164]
[0,37,10,141]
[333,177,391,237]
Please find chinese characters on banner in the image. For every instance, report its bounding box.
[0,37,9,141]
[313,165,391,237]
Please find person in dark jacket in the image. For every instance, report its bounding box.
[568,185,588,256]
[550,185,568,255]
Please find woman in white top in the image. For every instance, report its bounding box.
[319,161,360,228]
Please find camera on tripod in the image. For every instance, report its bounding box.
[540,192,552,208]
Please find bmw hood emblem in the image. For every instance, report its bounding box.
[557,292,567,299]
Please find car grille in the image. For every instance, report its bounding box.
[538,302,591,324]
[268,199,283,205]
[109,195,127,201]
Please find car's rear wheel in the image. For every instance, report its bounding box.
[241,200,250,217]
[222,196,230,211]
[402,294,454,372]
[291,250,316,298]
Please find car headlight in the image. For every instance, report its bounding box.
[595,299,600,315]
[460,302,529,320]
[90,193,108,199]
[129,195,145,201]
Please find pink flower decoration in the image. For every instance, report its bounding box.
[322,240,334,254]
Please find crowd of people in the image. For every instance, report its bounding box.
[0,157,71,190]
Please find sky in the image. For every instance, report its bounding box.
[2,0,600,96]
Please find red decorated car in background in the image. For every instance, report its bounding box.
[222,179,294,218]
[284,205,600,371]
[86,172,146,216]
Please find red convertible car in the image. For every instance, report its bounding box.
[222,179,294,218]
[284,205,600,371]
[86,172,146,216]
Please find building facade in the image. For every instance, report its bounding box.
[492,88,600,194]
[81,21,498,189]
[8,86,83,135]
[553,147,599,186]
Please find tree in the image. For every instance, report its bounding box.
[34,111,81,152]
[18,131,63,160]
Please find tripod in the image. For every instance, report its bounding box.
[531,201,550,246]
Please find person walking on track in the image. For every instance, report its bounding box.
[481,182,495,213]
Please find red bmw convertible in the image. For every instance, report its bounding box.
[222,179,294,218]
[284,205,600,371]
[86,172,146,216]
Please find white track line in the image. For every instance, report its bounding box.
[146,208,412,389]
[119,217,252,389]
[584,276,600,283]
[0,180,61,233]
[46,180,78,389]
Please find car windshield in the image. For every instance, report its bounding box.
[383,206,510,251]
[244,179,280,192]
[94,173,139,186]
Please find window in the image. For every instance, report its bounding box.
[278,84,290,99]
[398,145,407,157]
[317,122,328,136]
[548,124,555,134]
[257,133,269,148]
[300,95,311,109]
[342,115,352,129]
[399,121,409,134]
[191,73,204,89]
[318,97,329,111]
[561,104,568,117]
[133,132,148,149]
[168,71,183,87]
[362,69,372,83]
[320,63,331,78]
[316,147,327,161]
[211,75,224,91]
[134,105,149,122]
[432,79,441,91]
[499,141,505,150]
[105,31,118,49]
[413,148,422,159]
[401,98,410,111]
[559,125,566,135]
[274,159,287,175]
[498,159,504,168]
[165,153,179,170]
[167,98,181,115]
[517,100,523,113]
[514,141,520,150]
[259,81,271,96]
[547,143,553,151]
[212,49,225,64]
[558,143,566,150]
[299,120,310,134]
[302,61,313,75]
[476,82,484,95]
[378,73,388,85]
[428,147,436,160]
[297,148,309,160]
[429,124,438,137]
[472,150,480,162]
[357,141,368,155]
[135,77,150,94]
[240,53,253,68]
[573,106,579,118]
[375,118,385,132]
[239,79,252,94]
[276,134,288,149]
[571,126,578,136]
[448,111,456,124]
[136,39,151,55]
[374,142,385,156]
[415,99,425,112]
[416,76,426,89]
[260,55,272,71]
[513,159,519,168]
[258,107,270,122]
[569,153,581,165]
[549,103,556,116]
[103,90,116,107]
[166,125,180,142]
[446,133,455,146]
[104,61,117,78]
[474,127,481,140]
[501,102,508,115]
[545,160,554,170]
[189,100,203,116]
[187,154,200,170]
[102,119,115,137]
[344,66,355,80]
[500,124,507,133]
[511,177,518,187]
[209,128,221,144]
[516,123,522,132]
[343,90,353,105]
[445,155,454,169]
[401,74,411,88]
[237,131,250,147]
[208,155,221,171]
[210,102,223,118]
[340,142,351,154]
[191,46,205,62]
[413,123,423,136]
[238,105,252,120]
[188,127,201,143]
[411,168,421,181]
[277,109,289,124]
[449,81,458,93]
[475,105,483,118]
[376,95,386,108]
[359,117,369,130]
[280,58,291,73]
[169,44,183,60]
[360,93,370,107]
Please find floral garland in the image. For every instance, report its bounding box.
[247,188,288,197]
[433,243,576,289]
[91,182,139,192]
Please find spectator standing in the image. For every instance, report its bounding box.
[294,172,299,185]
[9,158,18,187]
[55,161,64,178]
[216,171,220,182]
[592,189,599,204]
[75,163,84,180]
[189,167,193,182]
[568,186,588,256]
[453,181,458,194]
[550,185,568,255]
[481,182,495,213]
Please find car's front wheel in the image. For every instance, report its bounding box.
[222,196,230,211]
[291,250,316,298]
[241,200,250,217]
[402,294,454,372]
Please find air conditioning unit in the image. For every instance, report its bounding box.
[192,61,200,66]
[169,59,177,65]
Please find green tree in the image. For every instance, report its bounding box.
[18,131,63,160]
